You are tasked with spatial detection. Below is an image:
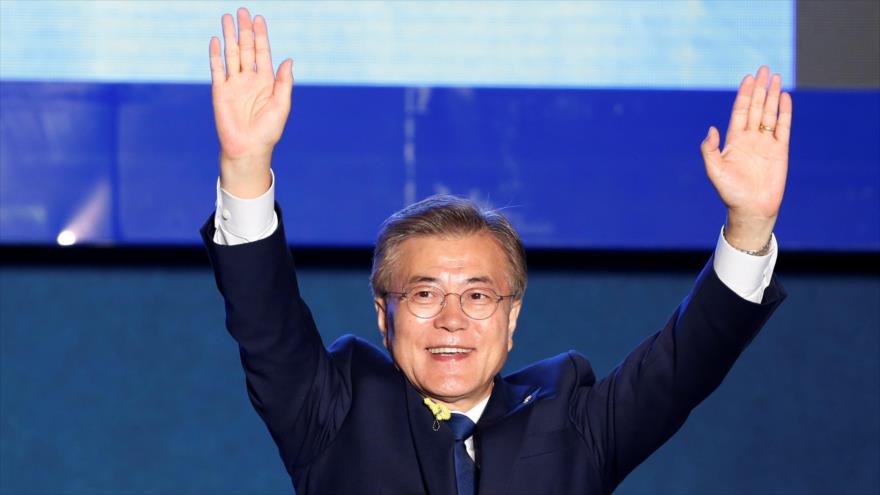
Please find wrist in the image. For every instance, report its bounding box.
[724,212,776,253]
[722,226,772,256]
[220,151,273,199]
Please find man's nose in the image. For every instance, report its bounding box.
[434,293,468,332]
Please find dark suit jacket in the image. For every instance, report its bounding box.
[202,210,785,494]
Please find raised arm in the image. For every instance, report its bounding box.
[210,7,293,199]
[573,67,791,491]
[204,9,350,475]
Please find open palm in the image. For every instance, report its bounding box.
[701,66,792,248]
[209,8,293,197]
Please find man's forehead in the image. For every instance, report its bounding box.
[394,233,511,285]
[396,232,506,260]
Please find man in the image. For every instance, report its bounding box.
[203,8,790,494]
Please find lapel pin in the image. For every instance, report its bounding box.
[423,397,451,431]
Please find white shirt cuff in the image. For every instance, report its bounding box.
[212,170,278,246]
[712,226,778,304]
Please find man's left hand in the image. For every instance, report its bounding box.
[701,66,792,252]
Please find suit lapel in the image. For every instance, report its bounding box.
[476,376,540,495]
[405,382,458,495]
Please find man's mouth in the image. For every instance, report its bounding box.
[427,347,474,355]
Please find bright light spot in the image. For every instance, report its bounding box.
[57,230,77,246]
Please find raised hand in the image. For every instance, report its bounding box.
[210,7,293,198]
[701,66,792,251]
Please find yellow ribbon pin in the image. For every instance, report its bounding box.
[423,397,451,431]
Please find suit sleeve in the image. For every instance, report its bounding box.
[201,205,351,473]
[569,259,786,492]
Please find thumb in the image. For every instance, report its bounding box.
[273,59,294,106]
[701,126,722,174]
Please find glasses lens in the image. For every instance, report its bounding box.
[461,288,499,320]
[406,286,444,318]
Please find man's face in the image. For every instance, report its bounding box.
[374,232,522,412]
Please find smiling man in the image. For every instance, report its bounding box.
[202,8,790,495]
[372,201,526,415]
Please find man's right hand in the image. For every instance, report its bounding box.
[210,7,293,199]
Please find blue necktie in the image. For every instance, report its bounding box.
[447,413,477,495]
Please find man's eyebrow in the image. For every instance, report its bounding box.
[405,275,495,285]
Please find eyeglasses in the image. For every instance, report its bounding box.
[385,285,518,320]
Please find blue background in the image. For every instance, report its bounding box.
[2,0,826,250]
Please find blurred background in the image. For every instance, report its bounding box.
[1,0,877,493]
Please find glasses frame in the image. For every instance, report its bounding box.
[385,285,519,320]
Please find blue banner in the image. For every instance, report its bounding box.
[1,82,877,250]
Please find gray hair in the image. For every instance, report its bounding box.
[370,194,527,300]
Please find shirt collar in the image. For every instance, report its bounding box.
[458,394,491,424]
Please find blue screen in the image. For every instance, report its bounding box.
[5,1,877,251]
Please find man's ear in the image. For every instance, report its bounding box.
[374,297,390,349]
[506,299,522,352]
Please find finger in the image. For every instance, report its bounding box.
[747,66,769,131]
[221,13,240,76]
[775,92,792,145]
[273,59,294,110]
[254,15,273,75]
[761,73,782,133]
[726,73,754,143]
[237,8,255,73]
[701,126,723,175]
[209,36,225,84]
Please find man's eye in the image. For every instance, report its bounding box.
[412,290,437,301]
[468,291,492,301]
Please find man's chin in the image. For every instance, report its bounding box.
[421,383,491,410]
